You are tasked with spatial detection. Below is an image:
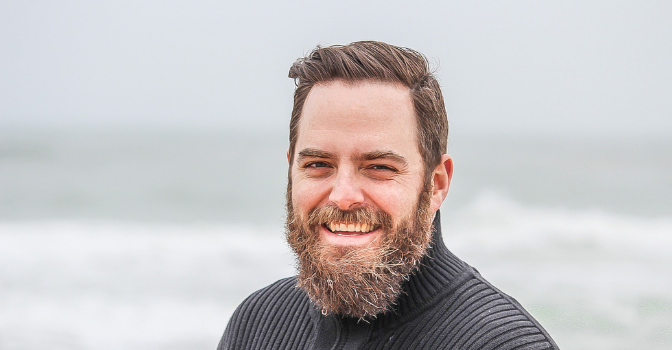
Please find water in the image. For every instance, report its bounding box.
[0,129,289,223]
[1,128,671,349]
[445,194,672,349]
[0,221,293,350]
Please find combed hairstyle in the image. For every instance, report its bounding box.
[288,41,448,176]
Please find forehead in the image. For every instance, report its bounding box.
[296,80,418,156]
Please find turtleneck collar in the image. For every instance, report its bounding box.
[370,210,466,328]
[309,210,469,347]
[313,211,467,326]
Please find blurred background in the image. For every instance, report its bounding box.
[1,1,671,349]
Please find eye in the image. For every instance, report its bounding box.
[300,161,334,178]
[307,161,330,168]
[362,164,399,180]
[369,164,396,171]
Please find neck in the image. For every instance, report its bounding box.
[372,210,466,324]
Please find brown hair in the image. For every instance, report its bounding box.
[288,41,448,175]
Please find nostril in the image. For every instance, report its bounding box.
[328,183,365,210]
[329,200,362,211]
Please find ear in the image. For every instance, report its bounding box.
[287,149,291,165]
[429,154,453,213]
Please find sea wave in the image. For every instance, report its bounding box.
[444,192,672,350]
[0,195,670,349]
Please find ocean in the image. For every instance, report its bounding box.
[1,128,670,349]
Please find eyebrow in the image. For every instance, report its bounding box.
[355,151,408,166]
[297,148,408,165]
[297,148,336,162]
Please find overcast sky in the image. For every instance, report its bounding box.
[1,0,671,137]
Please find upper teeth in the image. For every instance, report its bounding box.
[328,222,374,233]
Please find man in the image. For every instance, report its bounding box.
[219,41,558,349]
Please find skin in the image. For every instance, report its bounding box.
[289,80,453,248]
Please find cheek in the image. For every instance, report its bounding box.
[364,183,419,221]
[291,176,331,216]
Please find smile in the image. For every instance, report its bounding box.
[325,222,377,235]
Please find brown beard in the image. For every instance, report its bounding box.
[285,180,434,319]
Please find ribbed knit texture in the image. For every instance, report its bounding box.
[219,213,559,349]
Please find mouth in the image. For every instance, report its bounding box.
[324,222,378,236]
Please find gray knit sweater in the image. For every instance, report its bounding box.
[219,213,559,349]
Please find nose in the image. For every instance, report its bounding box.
[328,169,364,210]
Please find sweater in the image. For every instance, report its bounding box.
[219,213,559,349]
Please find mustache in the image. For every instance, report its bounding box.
[306,205,392,229]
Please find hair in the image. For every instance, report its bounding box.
[288,41,448,176]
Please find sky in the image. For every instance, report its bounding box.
[1,0,671,137]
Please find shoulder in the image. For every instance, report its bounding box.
[228,277,304,323]
[218,277,315,350]
[434,267,559,349]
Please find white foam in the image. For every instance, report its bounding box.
[443,192,672,349]
[0,221,293,350]
[1,198,671,349]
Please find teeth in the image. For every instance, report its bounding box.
[327,222,375,233]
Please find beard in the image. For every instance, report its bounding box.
[285,180,434,319]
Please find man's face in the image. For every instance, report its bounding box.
[286,80,437,318]
[289,80,427,247]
